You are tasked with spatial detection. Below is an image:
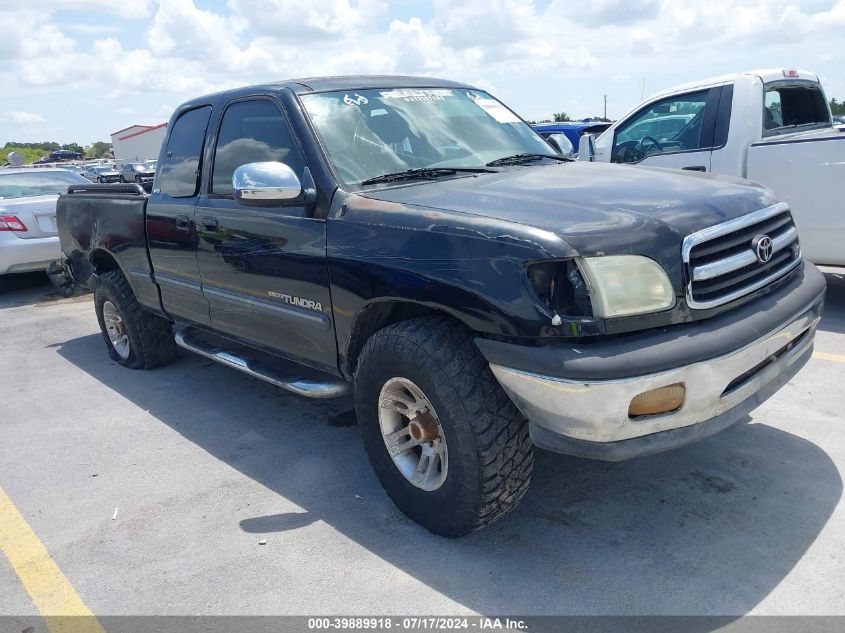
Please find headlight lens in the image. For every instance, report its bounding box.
[578,255,675,318]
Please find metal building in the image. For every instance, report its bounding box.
[110,123,167,166]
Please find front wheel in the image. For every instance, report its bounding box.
[94,270,177,369]
[354,316,533,537]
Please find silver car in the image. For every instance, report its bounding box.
[0,169,90,275]
[119,160,156,183]
[82,165,120,183]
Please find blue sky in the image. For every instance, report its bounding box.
[1,0,843,145]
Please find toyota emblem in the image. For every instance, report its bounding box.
[752,234,774,263]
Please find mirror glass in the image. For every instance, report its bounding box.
[547,133,574,157]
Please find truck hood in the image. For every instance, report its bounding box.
[359,161,779,291]
[363,160,774,249]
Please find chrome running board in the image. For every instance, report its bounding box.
[174,327,351,399]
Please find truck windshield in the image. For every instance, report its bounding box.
[763,81,831,137]
[300,88,554,186]
[0,171,88,199]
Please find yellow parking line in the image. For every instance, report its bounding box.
[0,486,105,633]
[814,351,845,363]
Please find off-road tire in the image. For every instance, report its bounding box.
[94,269,177,369]
[354,315,533,537]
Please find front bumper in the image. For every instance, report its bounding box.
[480,264,826,461]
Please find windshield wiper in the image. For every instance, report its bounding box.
[486,153,572,167]
[360,167,496,186]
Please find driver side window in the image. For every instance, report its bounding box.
[211,99,305,195]
[612,89,711,163]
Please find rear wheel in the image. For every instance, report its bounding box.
[354,316,533,537]
[94,270,177,369]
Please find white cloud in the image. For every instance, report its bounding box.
[433,0,534,50]
[0,111,46,125]
[629,27,656,55]
[388,17,444,73]
[227,0,385,40]
[52,0,155,19]
[2,0,845,143]
[62,23,124,35]
[559,0,659,26]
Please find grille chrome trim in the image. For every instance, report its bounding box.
[693,225,799,281]
[682,202,801,310]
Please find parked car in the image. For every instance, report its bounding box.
[0,168,90,276]
[533,121,612,153]
[58,76,824,536]
[51,150,83,161]
[120,160,156,183]
[834,114,845,128]
[82,165,113,182]
[81,166,99,181]
[82,165,120,183]
[580,68,845,265]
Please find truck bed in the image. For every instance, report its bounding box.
[747,129,845,266]
[57,183,162,310]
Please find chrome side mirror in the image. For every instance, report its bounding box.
[233,162,302,203]
[547,133,574,158]
[578,134,596,161]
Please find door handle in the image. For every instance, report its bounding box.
[682,166,707,172]
[175,214,190,230]
[202,216,219,232]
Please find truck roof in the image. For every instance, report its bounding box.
[184,75,474,107]
[647,68,820,102]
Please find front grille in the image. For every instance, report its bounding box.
[682,202,802,309]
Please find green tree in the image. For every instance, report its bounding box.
[3,141,60,151]
[830,98,845,116]
[1,147,49,165]
[552,112,572,122]
[84,142,112,159]
[61,142,84,153]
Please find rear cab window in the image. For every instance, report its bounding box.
[157,106,212,198]
[762,81,830,137]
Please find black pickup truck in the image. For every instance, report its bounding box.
[57,76,825,536]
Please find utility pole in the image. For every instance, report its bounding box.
[641,77,645,100]
[603,94,607,120]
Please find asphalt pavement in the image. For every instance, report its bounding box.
[1,270,844,619]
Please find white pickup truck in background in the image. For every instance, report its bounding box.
[581,69,845,266]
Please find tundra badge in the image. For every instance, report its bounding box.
[267,291,323,312]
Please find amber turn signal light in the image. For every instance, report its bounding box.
[628,383,686,418]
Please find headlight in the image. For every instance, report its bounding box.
[578,255,675,318]
[526,260,593,317]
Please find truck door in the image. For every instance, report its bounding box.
[194,97,337,373]
[608,87,721,173]
[147,105,212,326]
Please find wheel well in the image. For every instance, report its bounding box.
[345,301,460,376]
[90,249,121,275]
